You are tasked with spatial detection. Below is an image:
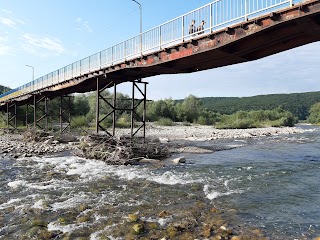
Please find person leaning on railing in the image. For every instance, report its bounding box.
[197,20,205,34]
[189,20,196,34]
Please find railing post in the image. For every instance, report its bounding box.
[244,0,248,21]
[289,0,293,7]
[159,26,162,50]
[182,16,185,42]
[210,3,212,32]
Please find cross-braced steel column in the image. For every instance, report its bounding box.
[59,95,71,133]
[96,78,116,136]
[131,79,147,139]
[95,77,148,139]
[26,102,34,128]
[33,95,49,131]
[6,102,17,130]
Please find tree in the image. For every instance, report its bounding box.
[307,102,320,124]
[177,95,202,122]
[73,94,90,116]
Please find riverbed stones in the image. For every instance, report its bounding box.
[132,223,144,234]
[231,236,242,240]
[128,213,139,222]
[172,156,186,164]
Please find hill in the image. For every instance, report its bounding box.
[0,85,10,95]
[200,92,320,120]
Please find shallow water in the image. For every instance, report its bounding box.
[0,125,320,239]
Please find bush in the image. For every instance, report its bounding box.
[156,117,174,126]
[215,108,295,129]
[116,114,131,128]
[71,115,90,128]
[307,102,320,124]
[0,113,6,128]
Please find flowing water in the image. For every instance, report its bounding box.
[0,125,319,239]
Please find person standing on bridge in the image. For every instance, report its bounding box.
[197,20,205,34]
[189,20,196,35]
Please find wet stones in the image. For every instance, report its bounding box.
[0,132,76,159]
[132,223,144,234]
[127,213,139,223]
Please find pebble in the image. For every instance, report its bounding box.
[0,134,75,159]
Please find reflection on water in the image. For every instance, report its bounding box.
[0,125,319,239]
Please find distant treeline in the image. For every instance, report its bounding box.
[1,89,320,129]
[196,91,320,120]
[0,85,11,95]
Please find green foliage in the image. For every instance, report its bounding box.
[145,98,176,121]
[199,92,320,120]
[156,117,174,126]
[215,108,295,129]
[176,95,202,123]
[0,112,6,128]
[307,102,320,124]
[0,85,11,95]
[116,114,131,128]
[70,115,90,128]
[72,94,90,116]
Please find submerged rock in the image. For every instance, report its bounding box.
[172,156,186,164]
[127,214,139,223]
[132,223,144,234]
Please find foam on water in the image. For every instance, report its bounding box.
[30,155,200,186]
[32,199,46,210]
[51,192,90,211]
[203,184,244,200]
[47,221,87,234]
[7,180,27,189]
[0,198,21,210]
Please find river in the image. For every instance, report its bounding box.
[0,125,319,239]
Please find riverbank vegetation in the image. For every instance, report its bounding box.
[307,102,320,124]
[1,87,320,129]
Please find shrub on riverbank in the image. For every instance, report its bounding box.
[70,115,90,128]
[307,102,320,124]
[156,117,174,126]
[0,113,5,128]
[215,108,295,129]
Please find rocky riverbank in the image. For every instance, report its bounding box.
[139,124,306,142]
[0,125,306,161]
[0,131,77,159]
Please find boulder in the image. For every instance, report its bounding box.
[132,223,144,234]
[127,214,139,222]
[172,156,186,164]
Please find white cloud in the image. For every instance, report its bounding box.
[0,10,26,28]
[0,17,16,27]
[75,17,93,32]
[22,33,65,56]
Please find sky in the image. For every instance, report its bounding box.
[0,0,320,100]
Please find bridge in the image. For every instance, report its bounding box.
[1,0,320,137]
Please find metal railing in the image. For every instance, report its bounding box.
[0,0,299,103]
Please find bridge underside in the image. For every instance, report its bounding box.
[1,1,320,115]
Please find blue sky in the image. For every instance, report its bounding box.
[0,0,320,100]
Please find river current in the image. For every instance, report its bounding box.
[0,125,319,239]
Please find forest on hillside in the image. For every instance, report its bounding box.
[199,91,320,120]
